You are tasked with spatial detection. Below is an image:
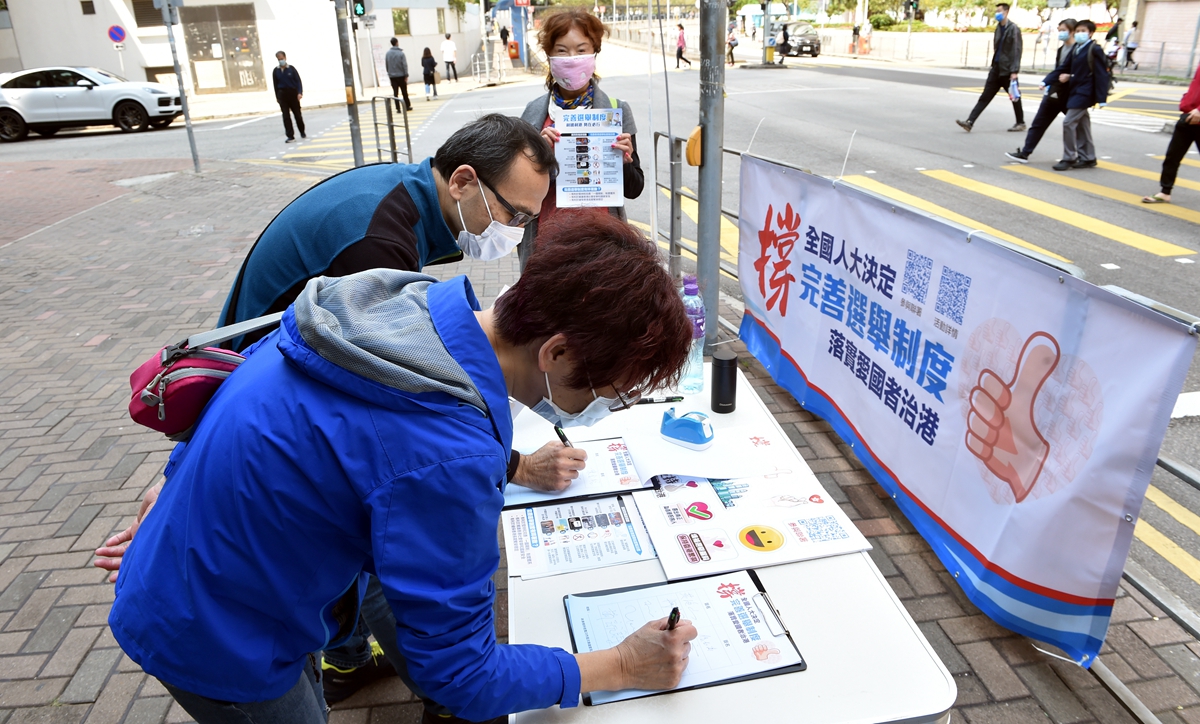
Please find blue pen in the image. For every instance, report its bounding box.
[618,497,642,555]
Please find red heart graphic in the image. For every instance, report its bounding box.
[712,540,725,547]
[686,481,699,487]
[685,502,713,520]
[809,494,823,504]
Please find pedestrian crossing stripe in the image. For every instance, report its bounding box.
[659,187,740,262]
[842,174,1071,262]
[1146,485,1200,538]
[1134,518,1200,585]
[952,85,1181,120]
[922,169,1196,257]
[1099,160,1200,193]
[1155,156,1200,170]
[1004,165,1200,226]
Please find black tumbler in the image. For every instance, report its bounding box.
[711,349,737,414]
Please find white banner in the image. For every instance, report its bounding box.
[736,155,1195,664]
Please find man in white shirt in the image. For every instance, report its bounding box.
[441,34,459,82]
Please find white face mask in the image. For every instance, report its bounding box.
[531,372,615,428]
[456,178,525,261]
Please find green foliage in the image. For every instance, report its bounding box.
[869,12,894,27]
[448,0,472,18]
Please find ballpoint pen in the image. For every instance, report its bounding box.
[637,395,685,405]
[667,606,680,631]
[554,425,573,448]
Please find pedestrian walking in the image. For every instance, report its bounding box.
[385,38,412,113]
[518,8,646,271]
[422,47,439,100]
[956,3,1025,133]
[1005,18,1077,163]
[1051,20,1110,171]
[727,29,738,66]
[1142,62,1200,204]
[676,24,692,68]
[95,116,597,714]
[1105,17,1121,42]
[272,51,305,143]
[500,25,509,46]
[1123,21,1139,69]
[441,33,459,81]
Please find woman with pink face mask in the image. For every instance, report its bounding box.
[517,8,645,270]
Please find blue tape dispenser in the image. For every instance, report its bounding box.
[660,408,715,451]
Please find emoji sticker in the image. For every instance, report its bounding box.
[739,525,784,552]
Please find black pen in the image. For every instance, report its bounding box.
[667,606,680,631]
[637,395,684,405]
[554,425,573,448]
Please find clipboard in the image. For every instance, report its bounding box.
[502,437,653,510]
[563,569,806,705]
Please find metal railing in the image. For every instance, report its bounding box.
[368,96,413,165]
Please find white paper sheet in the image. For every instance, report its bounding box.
[633,472,870,580]
[502,495,655,580]
[565,570,803,704]
[504,437,649,508]
[624,423,797,481]
[552,107,624,208]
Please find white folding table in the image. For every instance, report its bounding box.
[508,366,957,723]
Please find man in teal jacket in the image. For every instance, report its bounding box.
[109,214,697,724]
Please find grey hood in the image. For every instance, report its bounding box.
[291,269,486,412]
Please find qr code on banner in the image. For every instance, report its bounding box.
[802,515,850,542]
[902,250,933,304]
[934,265,972,325]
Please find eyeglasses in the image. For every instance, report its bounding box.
[607,387,642,412]
[480,179,538,228]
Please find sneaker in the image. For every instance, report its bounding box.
[1074,159,1098,169]
[322,641,397,704]
[1005,149,1030,163]
[1008,123,1027,132]
[285,138,294,143]
[1053,160,1075,171]
[956,119,973,132]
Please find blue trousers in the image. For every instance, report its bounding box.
[163,655,327,724]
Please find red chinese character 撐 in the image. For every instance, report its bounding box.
[753,203,801,316]
[716,582,746,599]
[748,436,772,448]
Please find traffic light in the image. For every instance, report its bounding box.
[352,0,367,16]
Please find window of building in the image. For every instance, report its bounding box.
[81,1,96,14]
[437,8,445,35]
[392,8,410,36]
[131,0,162,27]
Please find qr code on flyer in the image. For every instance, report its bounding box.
[902,250,933,304]
[934,265,972,325]
[802,515,849,542]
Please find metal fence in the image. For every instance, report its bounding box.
[368,96,413,164]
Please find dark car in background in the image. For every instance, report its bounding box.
[780,23,821,58]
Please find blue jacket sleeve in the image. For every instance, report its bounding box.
[294,68,303,96]
[369,455,581,721]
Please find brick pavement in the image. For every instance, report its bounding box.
[0,160,1198,723]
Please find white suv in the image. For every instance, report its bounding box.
[0,66,183,142]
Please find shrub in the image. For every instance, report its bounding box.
[869,13,894,29]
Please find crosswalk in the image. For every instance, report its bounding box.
[240,97,450,172]
[952,84,1183,132]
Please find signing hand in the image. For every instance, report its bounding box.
[540,126,561,147]
[513,442,587,492]
[615,617,697,690]
[93,479,163,583]
[612,133,634,163]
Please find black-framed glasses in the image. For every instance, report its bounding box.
[480,179,538,228]
[608,387,643,412]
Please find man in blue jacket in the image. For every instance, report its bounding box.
[108,214,698,724]
[272,51,305,142]
[1049,20,1109,171]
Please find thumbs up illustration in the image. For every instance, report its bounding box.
[965,332,1061,503]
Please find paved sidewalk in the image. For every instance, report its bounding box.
[1,161,1199,723]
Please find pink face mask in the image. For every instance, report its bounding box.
[548,54,596,92]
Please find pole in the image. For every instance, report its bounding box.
[1188,11,1200,78]
[335,0,366,167]
[647,0,659,258]
[697,0,725,352]
[160,1,200,174]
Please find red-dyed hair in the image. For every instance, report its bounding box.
[495,210,691,393]
[539,8,608,88]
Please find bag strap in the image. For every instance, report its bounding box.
[162,312,285,364]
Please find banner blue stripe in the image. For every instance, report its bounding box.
[740,312,1108,665]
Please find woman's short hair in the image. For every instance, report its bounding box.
[1059,18,1077,31]
[539,9,607,88]
[495,210,692,393]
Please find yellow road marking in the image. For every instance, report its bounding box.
[1004,165,1200,226]
[1135,519,1200,585]
[629,220,738,275]
[1145,485,1200,537]
[1154,155,1200,170]
[842,174,1070,262]
[1099,161,1200,192]
[922,169,1196,257]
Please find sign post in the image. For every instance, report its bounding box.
[154,0,201,173]
[108,25,127,75]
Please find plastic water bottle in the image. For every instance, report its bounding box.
[679,275,706,394]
